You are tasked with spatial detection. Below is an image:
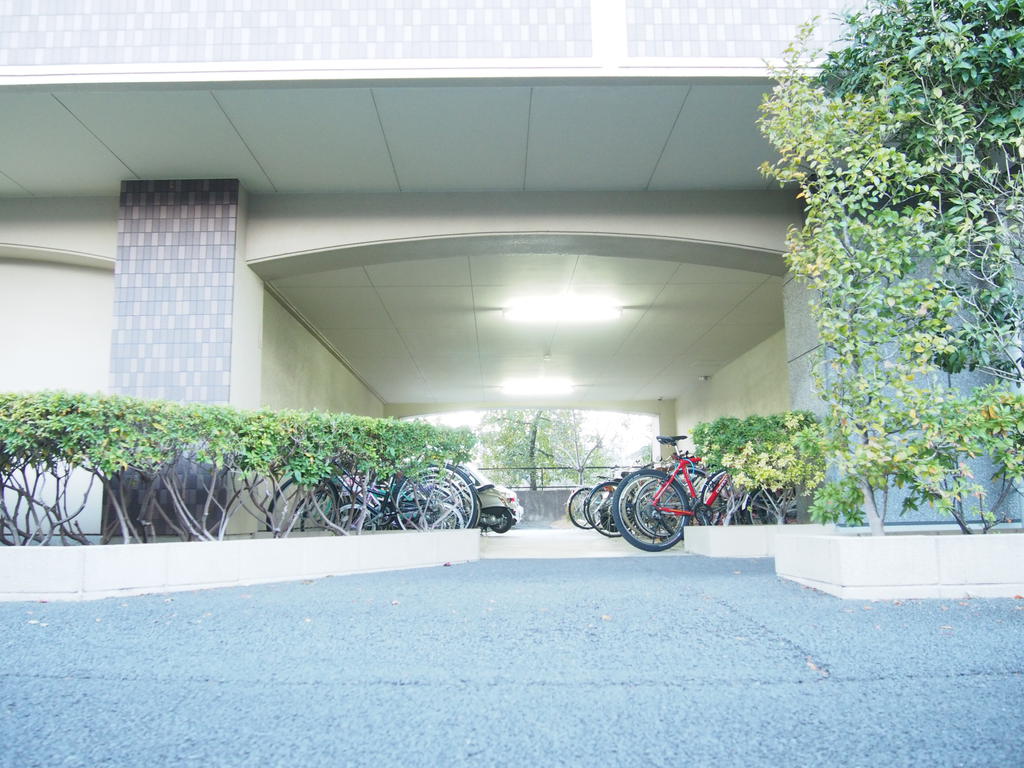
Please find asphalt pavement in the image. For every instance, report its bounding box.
[2,554,1022,767]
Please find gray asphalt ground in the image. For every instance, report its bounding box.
[2,555,1022,768]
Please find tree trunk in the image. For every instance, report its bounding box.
[527,412,540,491]
[861,480,885,536]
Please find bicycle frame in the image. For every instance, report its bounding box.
[651,452,728,516]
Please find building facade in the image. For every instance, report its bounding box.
[0,1,855,444]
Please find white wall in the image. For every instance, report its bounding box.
[675,330,790,438]
[0,260,113,393]
[0,259,114,535]
[260,289,383,417]
[229,189,264,408]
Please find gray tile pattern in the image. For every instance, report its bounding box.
[0,0,591,65]
[111,179,238,404]
[626,0,859,58]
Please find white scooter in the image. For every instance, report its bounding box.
[457,465,524,534]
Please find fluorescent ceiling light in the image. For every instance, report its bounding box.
[501,377,574,396]
[503,295,621,323]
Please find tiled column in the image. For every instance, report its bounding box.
[110,179,242,404]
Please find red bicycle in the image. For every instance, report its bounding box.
[611,434,734,552]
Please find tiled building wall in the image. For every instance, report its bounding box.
[626,0,853,58]
[110,179,238,404]
[1,0,859,66]
[0,0,592,64]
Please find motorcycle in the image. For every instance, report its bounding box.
[456,465,524,534]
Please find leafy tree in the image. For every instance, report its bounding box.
[760,2,1024,534]
[824,0,1024,383]
[477,409,619,489]
[478,409,548,490]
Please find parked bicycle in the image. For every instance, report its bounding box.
[268,463,480,535]
[611,435,736,552]
[565,485,593,530]
[583,477,621,538]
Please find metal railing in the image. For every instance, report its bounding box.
[477,465,645,491]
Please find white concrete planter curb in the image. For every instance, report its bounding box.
[775,532,1024,599]
[0,529,480,602]
[684,524,836,558]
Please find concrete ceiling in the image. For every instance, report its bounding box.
[0,81,776,196]
[269,252,783,404]
[0,79,789,406]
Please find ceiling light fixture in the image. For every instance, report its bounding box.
[503,295,621,323]
[500,377,574,396]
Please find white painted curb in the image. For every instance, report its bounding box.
[775,533,1024,599]
[0,529,480,602]
[684,524,835,558]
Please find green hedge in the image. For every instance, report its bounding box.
[692,411,826,522]
[0,391,475,545]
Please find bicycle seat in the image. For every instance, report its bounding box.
[475,483,495,493]
[656,434,687,445]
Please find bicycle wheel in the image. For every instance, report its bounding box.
[584,480,621,538]
[307,482,344,531]
[611,468,688,552]
[566,486,592,529]
[268,478,340,535]
[700,469,733,525]
[391,464,480,530]
[450,465,482,529]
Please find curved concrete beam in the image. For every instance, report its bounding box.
[0,197,118,267]
[246,190,800,278]
[0,244,114,271]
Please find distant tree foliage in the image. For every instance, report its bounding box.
[477,409,622,489]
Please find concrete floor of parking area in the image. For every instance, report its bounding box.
[480,522,688,558]
[2,554,1021,768]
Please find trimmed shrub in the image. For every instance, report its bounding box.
[0,392,474,545]
[692,411,826,523]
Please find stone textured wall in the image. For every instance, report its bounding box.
[110,179,239,403]
[782,273,826,417]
